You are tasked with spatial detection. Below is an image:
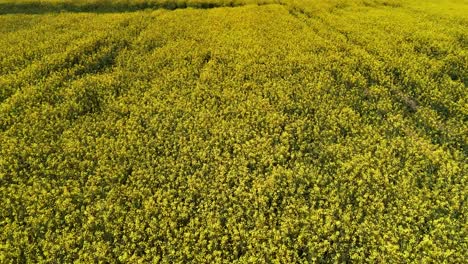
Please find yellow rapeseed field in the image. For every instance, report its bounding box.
[0,0,467,262]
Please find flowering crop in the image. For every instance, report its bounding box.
[0,0,466,262]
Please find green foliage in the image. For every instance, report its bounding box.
[0,0,467,263]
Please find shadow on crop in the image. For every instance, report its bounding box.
[0,1,240,15]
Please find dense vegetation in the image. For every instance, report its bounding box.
[0,0,467,262]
